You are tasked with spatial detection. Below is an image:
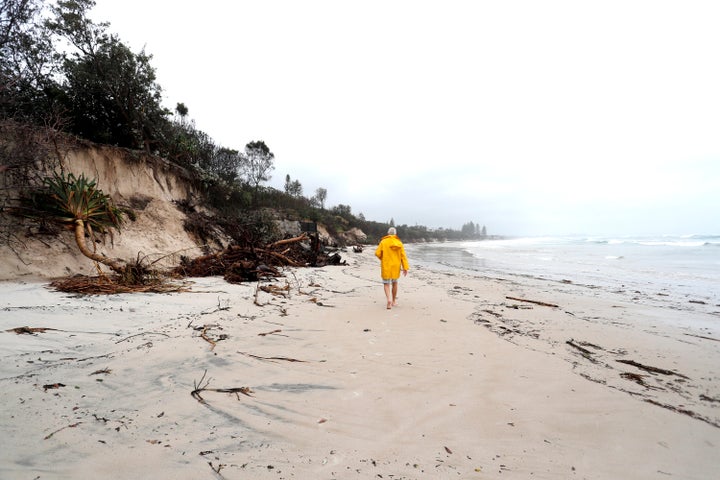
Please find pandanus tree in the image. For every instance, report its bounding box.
[30,171,126,274]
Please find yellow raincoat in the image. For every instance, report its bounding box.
[375,234,409,280]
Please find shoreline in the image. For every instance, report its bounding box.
[409,239,720,319]
[1,250,719,479]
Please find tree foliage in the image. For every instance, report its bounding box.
[284,174,303,197]
[461,221,488,237]
[24,171,126,273]
[47,0,169,150]
[1,0,168,150]
[1,0,494,247]
[241,140,274,194]
[313,187,327,209]
[212,147,242,183]
[0,0,60,124]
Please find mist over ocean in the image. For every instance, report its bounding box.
[406,235,720,319]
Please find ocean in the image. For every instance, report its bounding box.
[405,234,720,316]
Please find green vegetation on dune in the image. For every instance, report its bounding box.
[1,0,489,245]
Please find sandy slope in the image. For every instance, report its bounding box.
[1,250,718,479]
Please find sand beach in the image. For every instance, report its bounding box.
[1,249,719,479]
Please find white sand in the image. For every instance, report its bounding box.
[1,250,719,479]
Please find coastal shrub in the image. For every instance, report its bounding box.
[22,171,126,274]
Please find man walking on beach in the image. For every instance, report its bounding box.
[375,227,409,310]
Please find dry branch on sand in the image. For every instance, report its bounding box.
[644,399,720,429]
[619,372,664,390]
[566,339,597,360]
[7,326,60,334]
[258,329,284,337]
[238,351,308,363]
[616,359,689,379]
[115,332,170,344]
[186,323,228,350]
[49,275,189,294]
[506,296,559,308]
[190,370,254,404]
[44,422,82,440]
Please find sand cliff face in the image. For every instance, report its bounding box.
[0,145,206,280]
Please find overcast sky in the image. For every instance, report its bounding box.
[90,0,720,237]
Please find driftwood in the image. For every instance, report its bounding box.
[619,372,665,390]
[258,329,284,337]
[644,399,720,429]
[200,298,231,315]
[616,359,689,379]
[44,422,82,440]
[115,332,169,344]
[198,325,227,350]
[700,394,720,403]
[260,284,290,297]
[7,326,59,335]
[683,333,719,342]
[506,296,559,308]
[50,275,188,294]
[566,339,594,357]
[565,339,600,364]
[43,383,66,391]
[192,386,253,403]
[238,351,307,363]
[208,461,226,478]
[267,233,308,249]
[190,370,253,404]
[175,234,345,284]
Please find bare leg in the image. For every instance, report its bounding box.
[383,283,392,309]
[392,281,398,306]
